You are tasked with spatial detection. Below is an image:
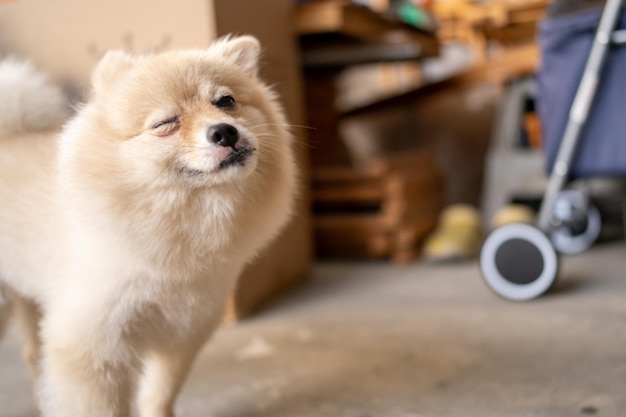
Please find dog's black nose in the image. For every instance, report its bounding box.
[208,123,239,148]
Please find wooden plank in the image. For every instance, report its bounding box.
[315,213,392,259]
[301,42,425,68]
[312,150,444,261]
[342,3,399,42]
[295,1,432,40]
[341,44,539,117]
[313,183,385,205]
[481,23,539,45]
[316,213,390,232]
[316,235,391,259]
[294,1,347,36]
[303,72,352,167]
[500,0,548,24]
[295,1,439,61]
[312,163,388,183]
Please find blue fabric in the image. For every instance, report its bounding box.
[537,7,626,177]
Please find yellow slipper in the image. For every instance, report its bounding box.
[423,204,482,262]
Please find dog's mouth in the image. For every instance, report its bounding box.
[218,146,256,170]
[177,145,257,180]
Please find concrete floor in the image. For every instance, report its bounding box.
[2,243,626,417]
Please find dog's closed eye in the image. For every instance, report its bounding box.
[151,116,180,137]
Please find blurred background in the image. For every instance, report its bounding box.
[1,1,626,416]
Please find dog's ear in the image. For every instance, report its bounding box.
[92,51,136,93]
[212,35,261,76]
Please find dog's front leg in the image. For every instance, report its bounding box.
[13,294,43,378]
[137,318,220,417]
[38,310,139,417]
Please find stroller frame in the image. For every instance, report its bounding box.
[480,0,626,301]
[538,0,626,232]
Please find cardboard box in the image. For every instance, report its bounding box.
[0,0,312,320]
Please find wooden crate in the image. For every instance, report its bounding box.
[312,149,444,262]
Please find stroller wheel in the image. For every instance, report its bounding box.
[480,223,559,301]
[550,198,601,254]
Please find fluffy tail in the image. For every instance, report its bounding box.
[0,57,67,338]
[0,57,69,136]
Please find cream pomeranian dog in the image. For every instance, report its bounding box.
[0,36,296,417]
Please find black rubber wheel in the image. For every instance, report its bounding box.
[480,223,559,301]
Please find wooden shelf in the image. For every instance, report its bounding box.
[312,149,444,262]
[341,44,539,117]
[295,2,445,262]
[295,1,439,68]
[296,1,395,40]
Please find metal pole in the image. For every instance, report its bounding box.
[538,0,624,231]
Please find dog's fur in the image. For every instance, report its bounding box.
[0,36,296,417]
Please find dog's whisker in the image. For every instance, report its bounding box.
[250,123,316,130]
